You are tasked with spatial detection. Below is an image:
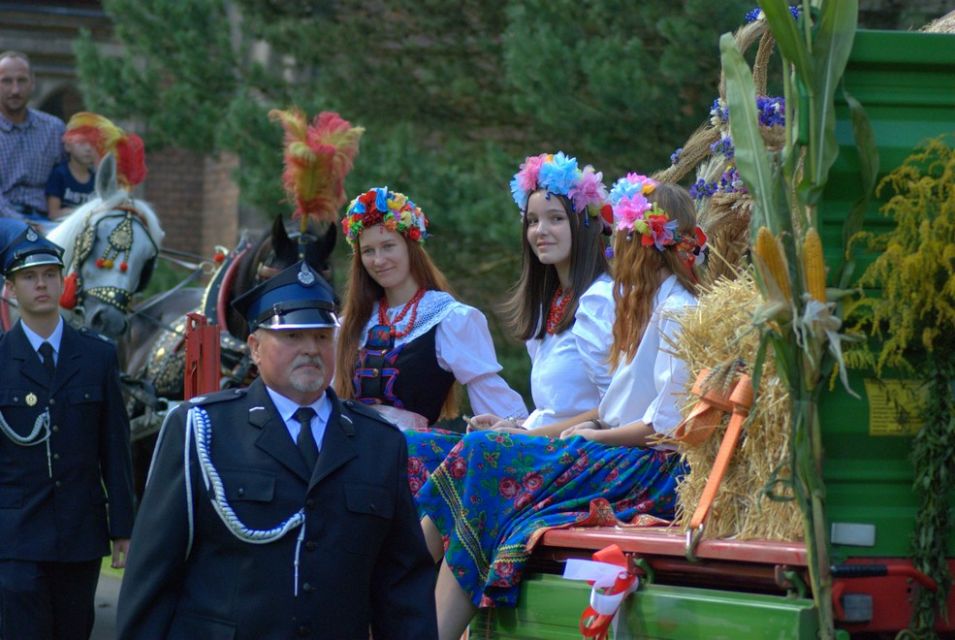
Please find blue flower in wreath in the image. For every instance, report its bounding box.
[538,152,579,196]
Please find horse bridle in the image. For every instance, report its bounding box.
[69,205,160,314]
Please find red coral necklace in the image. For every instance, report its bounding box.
[379,288,426,338]
[546,287,572,334]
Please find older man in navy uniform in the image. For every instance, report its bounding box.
[117,260,438,639]
[0,220,134,639]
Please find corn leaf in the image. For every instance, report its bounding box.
[838,83,878,288]
[806,0,858,202]
[758,0,812,87]
[720,33,775,237]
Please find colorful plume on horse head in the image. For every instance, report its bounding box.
[269,108,365,224]
[63,112,147,189]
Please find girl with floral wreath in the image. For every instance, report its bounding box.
[399,152,616,492]
[466,151,616,437]
[418,178,707,639]
[333,186,527,486]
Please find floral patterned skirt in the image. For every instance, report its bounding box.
[404,427,463,496]
[417,431,685,608]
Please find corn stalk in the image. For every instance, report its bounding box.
[720,1,869,636]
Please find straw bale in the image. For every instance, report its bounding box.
[923,10,955,33]
[667,271,803,541]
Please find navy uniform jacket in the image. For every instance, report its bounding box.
[0,320,134,561]
[117,379,438,640]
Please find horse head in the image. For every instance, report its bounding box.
[224,214,337,339]
[49,154,165,339]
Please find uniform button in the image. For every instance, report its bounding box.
[53,453,60,460]
[303,582,314,592]
[55,480,62,488]
[48,399,55,405]
[305,499,315,509]
[369,503,377,512]
[237,487,245,497]
[297,625,309,636]
[52,425,59,432]
[305,540,317,551]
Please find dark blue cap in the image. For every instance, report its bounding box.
[231,260,338,331]
[0,219,64,277]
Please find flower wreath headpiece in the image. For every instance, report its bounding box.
[609,173,708,270]
[510,152,611,226]
[342,186,429,249]
[63,112,147,188]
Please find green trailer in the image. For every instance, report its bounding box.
[471,27,955,640]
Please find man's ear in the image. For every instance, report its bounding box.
[247,331,260,365]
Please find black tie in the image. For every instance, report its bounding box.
[38,342,56,380]
[293,407,319,471]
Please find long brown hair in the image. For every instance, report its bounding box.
[609,183,700,369]
[501,191,609,340]
[334,232,460,416]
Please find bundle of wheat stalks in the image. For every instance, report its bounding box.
[667,270,803,541]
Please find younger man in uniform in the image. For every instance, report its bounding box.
[0,219,134,639]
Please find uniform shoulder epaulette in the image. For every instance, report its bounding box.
[342,400,399,430]
[186,387,248,407]
[77,326,113,343]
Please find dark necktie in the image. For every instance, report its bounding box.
[38,342,56,380]
[293,407,319,471]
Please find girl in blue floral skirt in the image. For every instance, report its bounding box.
[418,178,708,639]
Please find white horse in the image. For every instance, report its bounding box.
[45,153,165,339]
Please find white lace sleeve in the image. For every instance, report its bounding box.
[436,305,528,418]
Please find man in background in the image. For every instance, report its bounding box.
[0,51,65,221]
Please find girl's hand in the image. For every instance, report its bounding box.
[560,423,602,441]
[467,414,502,432]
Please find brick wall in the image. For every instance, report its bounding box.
[142,148,240,258]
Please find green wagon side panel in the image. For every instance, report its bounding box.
[815,29,955,559]
[471,574,818,639]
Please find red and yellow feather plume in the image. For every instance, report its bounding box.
[269,108,364,223]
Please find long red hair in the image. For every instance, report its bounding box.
[334,233,460,417]
[609,183,700,370]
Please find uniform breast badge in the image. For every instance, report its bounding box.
[25,392,37,407]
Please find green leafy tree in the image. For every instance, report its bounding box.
[75,0,750,397]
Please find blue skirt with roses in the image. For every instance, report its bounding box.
[416,430,685,608]
[404,427,463,496]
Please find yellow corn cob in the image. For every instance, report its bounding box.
[754,226,792,300]
[802,227,827,302]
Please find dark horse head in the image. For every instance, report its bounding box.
[222,214,338,341]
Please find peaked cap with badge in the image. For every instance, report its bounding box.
[0,219,64,277]
[231,260,338,331]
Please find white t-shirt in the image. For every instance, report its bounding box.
[599,275,696,447]
[359,290,528,419]
[523,274,615,430]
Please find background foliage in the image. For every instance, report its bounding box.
[75,0,756,398]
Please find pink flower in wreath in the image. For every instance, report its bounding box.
[449,456,468,479]
[522,471,544,492]
[605,467,620,483]
[408,476,423,495]
[499,477,520,499]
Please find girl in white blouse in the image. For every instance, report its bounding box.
[469,151,614,434]
[418,179,707,639]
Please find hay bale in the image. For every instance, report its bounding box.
[668,271,803,541]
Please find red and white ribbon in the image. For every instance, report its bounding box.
[562,544,639,639]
